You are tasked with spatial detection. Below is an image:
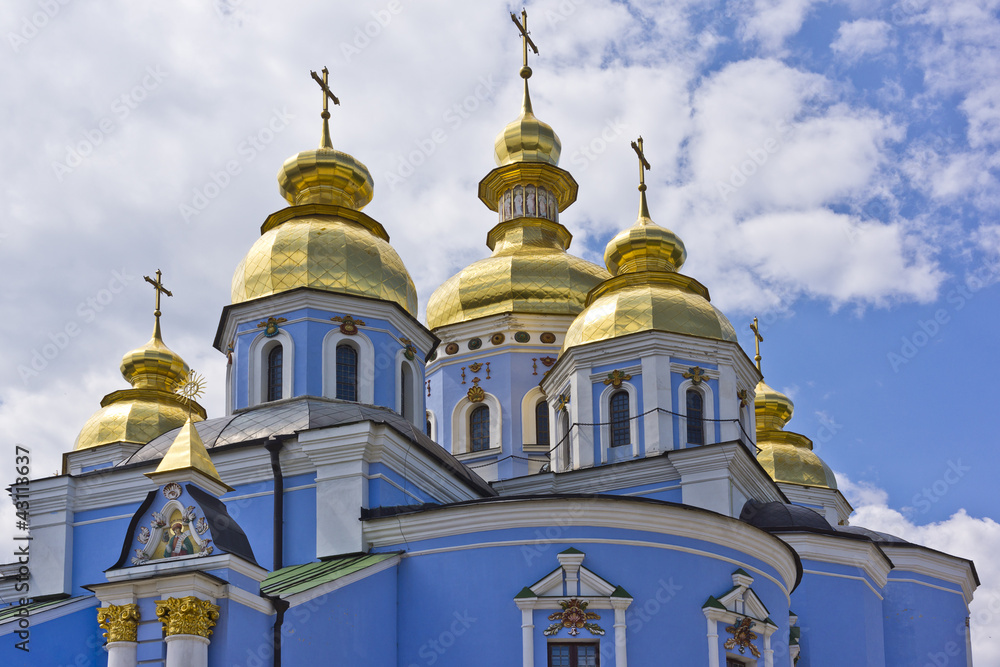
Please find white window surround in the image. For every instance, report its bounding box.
[555,409,571,473]
[514,549,632,667]
[599,381,639,463]
[248,331,294,407]
[323,329,375,404]
[678,379,715,448]
[425,410,437,440]
[395,349,422,428]
[702,570,777,667]
[520,386,550,451]
[451,393,502,455]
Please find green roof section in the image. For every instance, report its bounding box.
[0,596,92,623]
[702,596,726,610]
[559,547,584,555]
[611,585,632,599]
[261,552,400,598]
[514,587,537,599]
[732,568,751,577]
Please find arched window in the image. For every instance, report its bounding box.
[687,388,704,445]
[400,363,413,421]
[426,412,433,438]
[266,345,283,402]
[535,401,550,447]
[470,405,490,452]
[336,344,358,401]
[610,390,630,447]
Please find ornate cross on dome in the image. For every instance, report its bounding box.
[143,269,172,321]
[510,9,539,75]
[750,316,764,373]
[631,136,651,189]
[310,67,340,149]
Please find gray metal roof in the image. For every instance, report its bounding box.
[119,396,495,496]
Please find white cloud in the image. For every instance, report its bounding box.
[831,19,894,61]
[838,473,1000,664]
[740,0,819,53]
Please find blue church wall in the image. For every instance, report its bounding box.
[280,479,317,566]
[208,598,274,667]
[282,566,397,665]
[367,462,440,508]
[603,481,683,504]
[222,475,318,568]
[72,514,133,594]
[790,562,887,666]
[0,600,104,667]
[136,596,165,665]
[882,576,970,667]
[392,529,791,666]
[591,358,641,375]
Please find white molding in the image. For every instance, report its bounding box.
[776,532,892,589]
[323,329,375,404]
[364,497,799,594]
[801,568,884,599]
[880,544,978,605]
[451,392,502,455]
[587,364,642,384]
[778,484,854,527]
[598,381,639,463]
[677,378,716,448]
[887,577,967,597]
[93,565,272,615]
[248,330,294,406]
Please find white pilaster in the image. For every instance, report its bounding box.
[718,364,739,443]
[707,617,719,666]
[516,603,535,667]
[570,368,594,469]
[612,599,630,667]
[164,634,210,667]
[641,353,674,454]
[105,641,137,667]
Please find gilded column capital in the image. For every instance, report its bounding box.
[155,596,220,638]
[97,603,141,643]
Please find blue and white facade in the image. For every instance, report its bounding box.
[0,56,980,667]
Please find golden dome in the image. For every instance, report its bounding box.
[231,208,417,315]
[563,272,738,349]
[604,209,687,275]
[74,320,205,451]
[231,105,417,314]
[426,219,609,329]
[494,79,561,167]
[754,379,836,489]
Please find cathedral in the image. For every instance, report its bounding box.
[0,12,978,667]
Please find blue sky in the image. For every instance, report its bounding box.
[2,0,999,659]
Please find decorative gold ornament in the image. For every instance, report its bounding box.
[491,333,506,345]
[97,603,140,643]
[724,617,761,657]
[469,362,483,373]
[532,358,538,376]
[173,369,205,404]
[225,339,234,364]
[603,369,632,388]
[310,66,340,150]
[426,380,431,397]
[144,269,172,323]
[256,317,288,337]
[156,596,220,638]
[540,332,556,344]
[331,314,365,335]
[445,342,459,355]
[468,385,486,403]
[556,393,570,412]
[544,598,604,637]
[461,367,466,384]
[540,356,557,367]
[750,316,764,374]
[738,388,750,408]
[683,366,708,384]
[485,362,491,380]
[401,337,417,361]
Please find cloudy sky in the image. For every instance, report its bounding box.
[3,0,999,659]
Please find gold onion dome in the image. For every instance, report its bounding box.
[563,144,737,351]
[426,33,608,330]
[231,70,417,315]
[74,319,206,451]
[754,378,837,489]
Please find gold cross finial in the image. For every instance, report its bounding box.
[310,67,339,149]
[511,9,538,73]
[144,269,172,339]
[750,317,764,374]
[630,136,652,219]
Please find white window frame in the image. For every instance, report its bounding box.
[395,349,422,427]
[425,410,437,441]
[323,329,375,404]
[678,379,715,448]
[520,386,551,451]
[599,381,639,463]
[452,393,502,456]
[248,330,294,406]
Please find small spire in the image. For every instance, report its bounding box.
[630,137,652,221]
[310,67,340,149]
[750,317,764,374]
[143,269,172,340]
[147,417,233,494]
[510,9,538,115]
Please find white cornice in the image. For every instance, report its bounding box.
[775,532,892,589]
[778,484,854,525]
[364,497,799,592]
[880,544,978,605]
[90,567,272,614]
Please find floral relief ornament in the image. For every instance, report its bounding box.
[401,337,417,361]
[256,316,288,337]
[683,366,708,384]
[724,617,761,657]
[97,603,141,643]
[603,369,632,388]
[543,598,605,637]
[331,314,365,335]
[156,596,220,638]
